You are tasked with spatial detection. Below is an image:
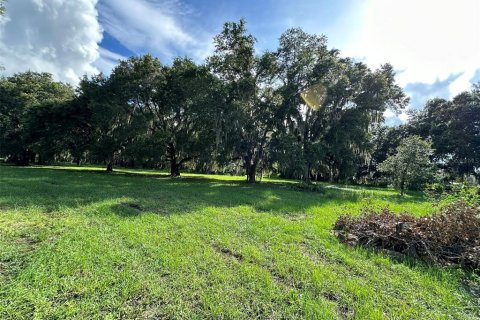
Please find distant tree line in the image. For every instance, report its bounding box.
[1,20,479,188]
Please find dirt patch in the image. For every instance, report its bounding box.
[55,290,85,304]
[212,243,303,289]
[213,244,244,262]
[120,291,167,319]
[16,234,41,245]
[299,241,329,264]
[323,291,339,302]
[337,304,354,320]
[321,292,354,320]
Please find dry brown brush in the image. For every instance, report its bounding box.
[333,202,480,270]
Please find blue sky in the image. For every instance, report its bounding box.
[97,0,363,64]
[1,0,479,124]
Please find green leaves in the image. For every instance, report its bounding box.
[410,85,480,177]
[0,72,74,165]
[378,136,435,195]
[208,20,281,182]
[274,28,408,183]
[0,20,418,186]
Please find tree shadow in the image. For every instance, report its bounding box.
[1,166,477,306]
[110,202,145,217]
[0,166,433,222]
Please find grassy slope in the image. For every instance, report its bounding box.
[0,165,478,319]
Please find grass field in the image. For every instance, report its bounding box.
[0,165,478,319]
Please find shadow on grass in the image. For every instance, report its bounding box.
[110,202,145,217]
[2,165,478,305]
[0,165,427,218]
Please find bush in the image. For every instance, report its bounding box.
[334,203,480,270]
[378,135,435,195]
[425,183,480,207]
[424,182,450,195]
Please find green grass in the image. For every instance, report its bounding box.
[0,165,478,319]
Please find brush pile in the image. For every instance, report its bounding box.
[334,202,480,270]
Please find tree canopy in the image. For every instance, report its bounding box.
[378,135,435,195]
[0,19,478,190]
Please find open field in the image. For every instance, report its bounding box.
[0,165,478,319]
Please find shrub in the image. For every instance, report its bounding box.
[378,135,435,195]
[334,203,480,270]
[425,183,480,207]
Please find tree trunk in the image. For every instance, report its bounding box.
[29,152,36,164]
[15,151,30,166]
[244,155,256,183]
[247,163,256,183]
[168,143,181,177]
[303,162,311,184]
[399,167,409,196]
[400,178,405,196]
[329,166,334,183]
[170,160,180,177]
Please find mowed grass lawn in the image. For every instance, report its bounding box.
[0,166,478,319]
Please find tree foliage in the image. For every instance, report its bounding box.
[379,135,435,195]
[0,72,74,165]
[274,28,408,183]
[208,19,281,182]
[0,19,476,191]
[409,85,480,178]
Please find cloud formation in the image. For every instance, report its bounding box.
[345,0,480,97]
[1,0,477,117]
[98,0,212,63]
[405,73,463,110]
[94,47,127,75]
[0,0,102,83]
[340,0,480,124]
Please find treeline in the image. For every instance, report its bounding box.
[1,20,479,186]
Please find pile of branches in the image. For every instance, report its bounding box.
[334,202,480,270]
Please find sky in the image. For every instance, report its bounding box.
[0,0,479,124]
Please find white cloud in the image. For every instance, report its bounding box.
[98,47,126,62]
[98,0,212,62]
[344,0,480,94]
[342,0,480,124]
[94,47,127,74]
[0,0,102,84]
